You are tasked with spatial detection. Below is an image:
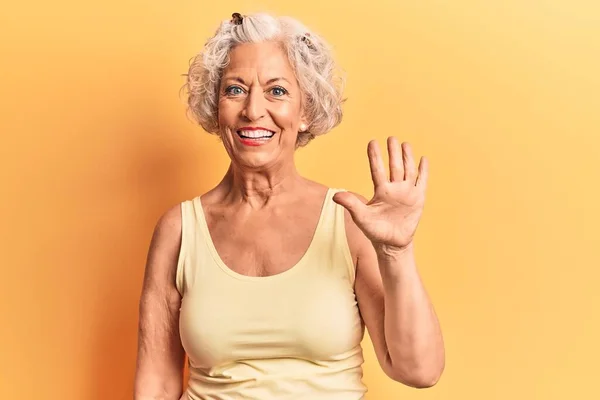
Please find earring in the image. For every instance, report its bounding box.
[299,124,307,132]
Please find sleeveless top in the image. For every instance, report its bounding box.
[176,188,367,399]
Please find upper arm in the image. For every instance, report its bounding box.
[134,204,186,399]
[343,192,396,380]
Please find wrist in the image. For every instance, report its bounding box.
[373,241,414,260]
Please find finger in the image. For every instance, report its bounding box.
[416,156,429,189]
[368,140,387,188]
[387,136,404,182]
[332,191,366,218]
[402,142,417,183]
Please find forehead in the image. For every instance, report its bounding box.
[223,42,297,82]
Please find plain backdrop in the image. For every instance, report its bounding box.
[1,0,599,399]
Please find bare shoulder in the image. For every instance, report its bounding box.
[302,180,330,204]
[141,203,183,299]
[156,203,183,237]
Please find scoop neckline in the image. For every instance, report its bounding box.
[196,188,332,282]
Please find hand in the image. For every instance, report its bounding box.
[333,137,428,253]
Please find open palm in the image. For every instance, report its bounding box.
[333,137,428,250]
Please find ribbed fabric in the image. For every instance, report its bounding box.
[176,188,367,400]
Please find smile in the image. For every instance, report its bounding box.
[236,128,275,146]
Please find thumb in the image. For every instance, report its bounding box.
[332,191,366,217]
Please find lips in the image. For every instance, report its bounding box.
[235,128,276,146]
[236,129,275,139]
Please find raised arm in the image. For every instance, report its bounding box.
[134,204,186,400]
[333,138,445,387]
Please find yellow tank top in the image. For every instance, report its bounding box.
[176,188,367,399]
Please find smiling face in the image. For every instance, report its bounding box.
[217,41,307,170]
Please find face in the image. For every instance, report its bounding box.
[217,41,307,170]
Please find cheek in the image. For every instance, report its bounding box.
[217,99,236,125]
[270,102,302,129]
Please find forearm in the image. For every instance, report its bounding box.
[133,372,184,400]
[134,396,183,400]
[376,242,445,386]
[133,364,184,400]
[134,385,183,400]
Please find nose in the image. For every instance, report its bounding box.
[241,88,267,121]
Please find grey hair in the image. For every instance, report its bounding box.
[182,12,346,147]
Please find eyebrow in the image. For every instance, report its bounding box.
[223,76,291,85]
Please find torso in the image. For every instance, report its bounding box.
[177,182,369,399]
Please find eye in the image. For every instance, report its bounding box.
[270,86,288,96]
[224,85,244,96]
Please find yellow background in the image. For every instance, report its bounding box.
[1,0,599,399]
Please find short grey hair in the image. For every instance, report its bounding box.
[182,12,346,147]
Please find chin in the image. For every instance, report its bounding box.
[232,150,279,170]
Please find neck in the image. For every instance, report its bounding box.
[218,160,305,209]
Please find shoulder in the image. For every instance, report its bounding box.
[153,203,183,244]
[143,203,184,292]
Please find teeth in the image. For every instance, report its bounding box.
[238,129,274,138]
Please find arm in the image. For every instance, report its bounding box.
[134,205,187,400]
[353,222,445,388]
[333,138,445,388]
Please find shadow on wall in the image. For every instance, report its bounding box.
[85,113,213,399]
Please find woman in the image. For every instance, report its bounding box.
[134,12,445,400]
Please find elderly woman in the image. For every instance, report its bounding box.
[134,12,445,400]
